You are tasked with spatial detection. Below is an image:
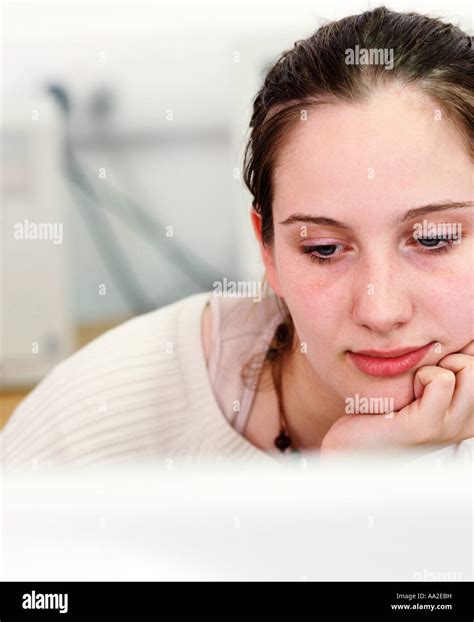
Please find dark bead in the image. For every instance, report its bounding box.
[275,322,288,343]
[274,431,292,452]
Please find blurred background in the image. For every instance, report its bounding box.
[1,0,472,425]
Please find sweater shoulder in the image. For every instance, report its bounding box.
[1,292,211,471]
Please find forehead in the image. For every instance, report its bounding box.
[272,86,472,220]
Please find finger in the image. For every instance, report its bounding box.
[437,353,474,438]
[413,366,456,417]
[458,340,474,356]
[438,352,473,374]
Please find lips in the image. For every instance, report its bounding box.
[347,342,434,377]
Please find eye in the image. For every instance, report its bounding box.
[410,236,456,255]
[418,237,447,248]
[408,222,464,254]
[299,243,343,265]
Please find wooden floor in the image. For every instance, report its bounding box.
[0,392,27,429]
[0,319,128,431]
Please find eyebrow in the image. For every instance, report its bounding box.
[398,201,473,223]
[278,201,474,229]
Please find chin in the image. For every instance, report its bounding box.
[339,373,417,414]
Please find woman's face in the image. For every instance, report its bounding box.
[259,85,473,411]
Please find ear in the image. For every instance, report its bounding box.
[250,206,284,298]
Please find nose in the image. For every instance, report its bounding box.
[351,251,413,334]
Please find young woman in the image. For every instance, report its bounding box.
[2,6,473,470]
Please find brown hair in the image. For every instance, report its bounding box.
[241,6,473,398]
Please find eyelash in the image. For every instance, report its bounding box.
[300,238,457,266]
[299,244,340,265]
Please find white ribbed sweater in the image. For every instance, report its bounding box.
[1,291,472,471]
[1,292,278,471]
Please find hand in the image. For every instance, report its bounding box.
[320,340,474,457]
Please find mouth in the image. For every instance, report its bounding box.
[347,342,435,377]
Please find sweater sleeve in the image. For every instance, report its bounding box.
[0,302,191,473]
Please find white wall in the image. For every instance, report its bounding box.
[2,0,472,322]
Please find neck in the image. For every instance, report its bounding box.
[280,334,346,450]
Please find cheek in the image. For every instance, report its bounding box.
[278,269,348,345]
[275,244,344,296]
[414,263,474,339]
[434,287,474,343]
